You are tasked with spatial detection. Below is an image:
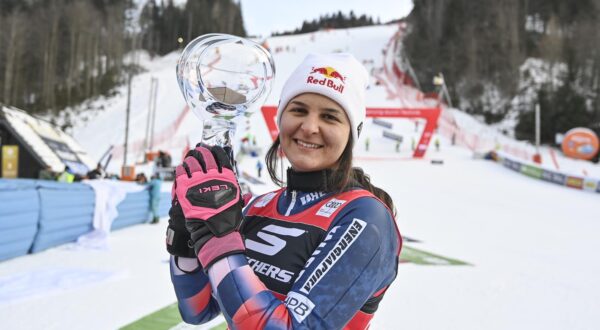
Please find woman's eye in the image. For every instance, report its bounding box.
[289,107,306,114]
[323,114,339,122]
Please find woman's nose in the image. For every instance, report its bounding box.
[300,115,320,134]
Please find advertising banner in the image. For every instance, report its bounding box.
[1,145,19,178]
[582,178,598,192]
[561,127,599,160]
[541,170,566,185]
[565,176,584,189]
[520,165,543,179]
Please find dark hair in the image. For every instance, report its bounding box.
[265,135,396,217]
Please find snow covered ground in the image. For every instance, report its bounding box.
[1,24,599,330]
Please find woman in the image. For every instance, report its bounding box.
[167,53,402,329]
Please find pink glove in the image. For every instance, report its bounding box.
[174,145,245,269]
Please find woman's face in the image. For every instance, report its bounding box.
[279,93,351,172]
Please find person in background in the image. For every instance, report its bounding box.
[136,173,148,184]
[148,173,162,224]
[166,53,402,329]
[256,159,263,178]
[57,165,74,183]
[158,150,172,168]
[86,163,105,180]
[38,166,56,180]
[434,137,440,151]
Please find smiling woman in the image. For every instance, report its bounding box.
[278,94,351,172]
[167,53,402,329]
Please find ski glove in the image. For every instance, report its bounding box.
[166,184,196,258]
[174,145,245,269]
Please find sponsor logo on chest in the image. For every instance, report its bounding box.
[246,257,295,283]
[253,191,277,208]
[315,198,347,217]
[300,192,326,206]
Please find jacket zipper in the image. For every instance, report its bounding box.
[284,190,297,216]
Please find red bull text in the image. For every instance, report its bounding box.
[307,66,345,93]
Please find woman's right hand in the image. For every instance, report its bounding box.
[173,145,246,268]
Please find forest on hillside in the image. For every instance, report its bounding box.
[271,11,380,36]
[0,0,244,114]
[404,0,600,143]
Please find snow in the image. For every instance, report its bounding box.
[1,24,599,330]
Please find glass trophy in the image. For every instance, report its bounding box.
[176,34,275,151]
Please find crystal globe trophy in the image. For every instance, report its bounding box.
[176,34,275,151]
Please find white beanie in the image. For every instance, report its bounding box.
[276,53,369,142]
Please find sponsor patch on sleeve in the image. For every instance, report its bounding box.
[299,218,366,294]
[315,198,346,217]
[285,291,315,323]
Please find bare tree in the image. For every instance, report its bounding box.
[2,12,26,106]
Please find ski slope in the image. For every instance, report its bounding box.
[1,24,599,330]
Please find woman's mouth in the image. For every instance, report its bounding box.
[294,139,323,149]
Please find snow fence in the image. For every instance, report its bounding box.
[488,152,600,193]
[0,179,171,261]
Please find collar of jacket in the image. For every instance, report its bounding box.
[286,168,332,192]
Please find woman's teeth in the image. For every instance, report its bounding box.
[297,140,321,149]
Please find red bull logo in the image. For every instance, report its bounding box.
[307,66,346,93]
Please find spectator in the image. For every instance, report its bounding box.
[136,173,148,184]
[57,165,75,183]
[256,159,263,178]
[158,150,172,168]
[38,166,56,180]
[86,163,105,180]
[148,173,162,224]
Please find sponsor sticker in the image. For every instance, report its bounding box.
[583,178,598,192]
[566,176,584,189]
[300,192,326,205]
[300,218,366,294]
[550,172,566,185]
[166,227,174,245]
[520,165,543,179]
[316,198,347,218]
[285,291,315,323]
[254,191,277,208]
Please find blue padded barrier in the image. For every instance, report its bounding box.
[112,190,151,230]
[158,192,171,217]
[30,182,95,253]
[1,179,166,262]
[0,179,39,261]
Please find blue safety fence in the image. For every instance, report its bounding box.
[30,181,95,253]
[112,190,151,230]
[0,179,171,262]
[0,180,39,261]
[159,192,171,218]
